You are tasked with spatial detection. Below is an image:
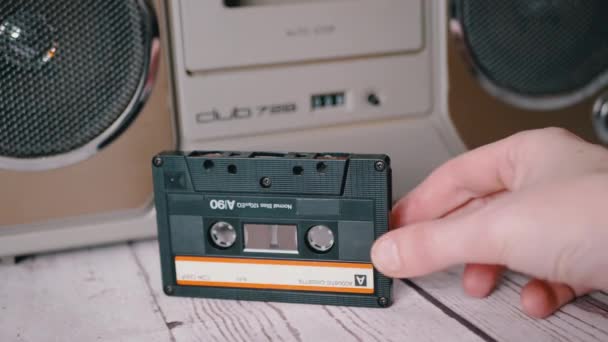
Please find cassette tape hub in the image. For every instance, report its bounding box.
[152,151,393,308]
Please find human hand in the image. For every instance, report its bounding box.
[371,127,608,318]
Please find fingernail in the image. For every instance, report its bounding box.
[371,237,401,274]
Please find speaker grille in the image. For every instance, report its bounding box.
[455,1,608,98]
[0,0,150,160]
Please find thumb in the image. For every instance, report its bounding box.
[371,213,505,278]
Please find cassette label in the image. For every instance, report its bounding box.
[207,196,296,213]
[175,256,374,294]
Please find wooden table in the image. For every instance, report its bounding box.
[1,239,607,342]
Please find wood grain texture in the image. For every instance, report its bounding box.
[2,240,605,342]
[506,273,608,328]
[410,267,608,342]
[0,244,172,342]
[131,240,483,342]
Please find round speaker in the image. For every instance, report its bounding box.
[0,0,158,170]
[450,0,608,111]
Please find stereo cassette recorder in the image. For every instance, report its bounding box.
[2,0,607,263]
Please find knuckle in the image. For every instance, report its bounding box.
[540,126,573,138]
[512,127,578,148]
[550,242,581,283]
[505,127,582,182]
[542,127,585,144]
[505,130,538,161]
[404,224,442,272]
[477,212,509,265]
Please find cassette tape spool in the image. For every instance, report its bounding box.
[152,150,393,308]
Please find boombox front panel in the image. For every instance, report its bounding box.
[163,0,466,202]
[170,0,435,146]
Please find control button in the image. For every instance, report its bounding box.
[307,225,335,252]
[367,93,381,106]
[209,221,236,248]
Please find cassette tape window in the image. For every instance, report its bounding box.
[244,224,298,254]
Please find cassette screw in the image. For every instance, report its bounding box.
[164,285,174,295]
[260,177,272,188]
[378,296,390,307]
[153,156,163,167]
[375,161,385,172]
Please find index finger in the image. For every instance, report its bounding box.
[393,132,522,227]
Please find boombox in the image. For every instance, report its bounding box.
[1,0,607,260]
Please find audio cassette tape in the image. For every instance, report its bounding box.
[151,150,393,308]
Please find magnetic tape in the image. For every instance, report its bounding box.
[152,150,393,308]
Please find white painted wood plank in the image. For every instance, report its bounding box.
[4,238,603,342]
[589,292,608,310]
[0,244,172,342]
[507,273,608,331]
[410,267,608,342]
[131,240,484,342]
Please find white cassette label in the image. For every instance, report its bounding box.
[175,256,374,294]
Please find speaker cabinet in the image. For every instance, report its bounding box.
[448,0,608,148]
[0,0,175,258]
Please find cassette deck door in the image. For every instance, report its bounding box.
[179,0,423,72]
